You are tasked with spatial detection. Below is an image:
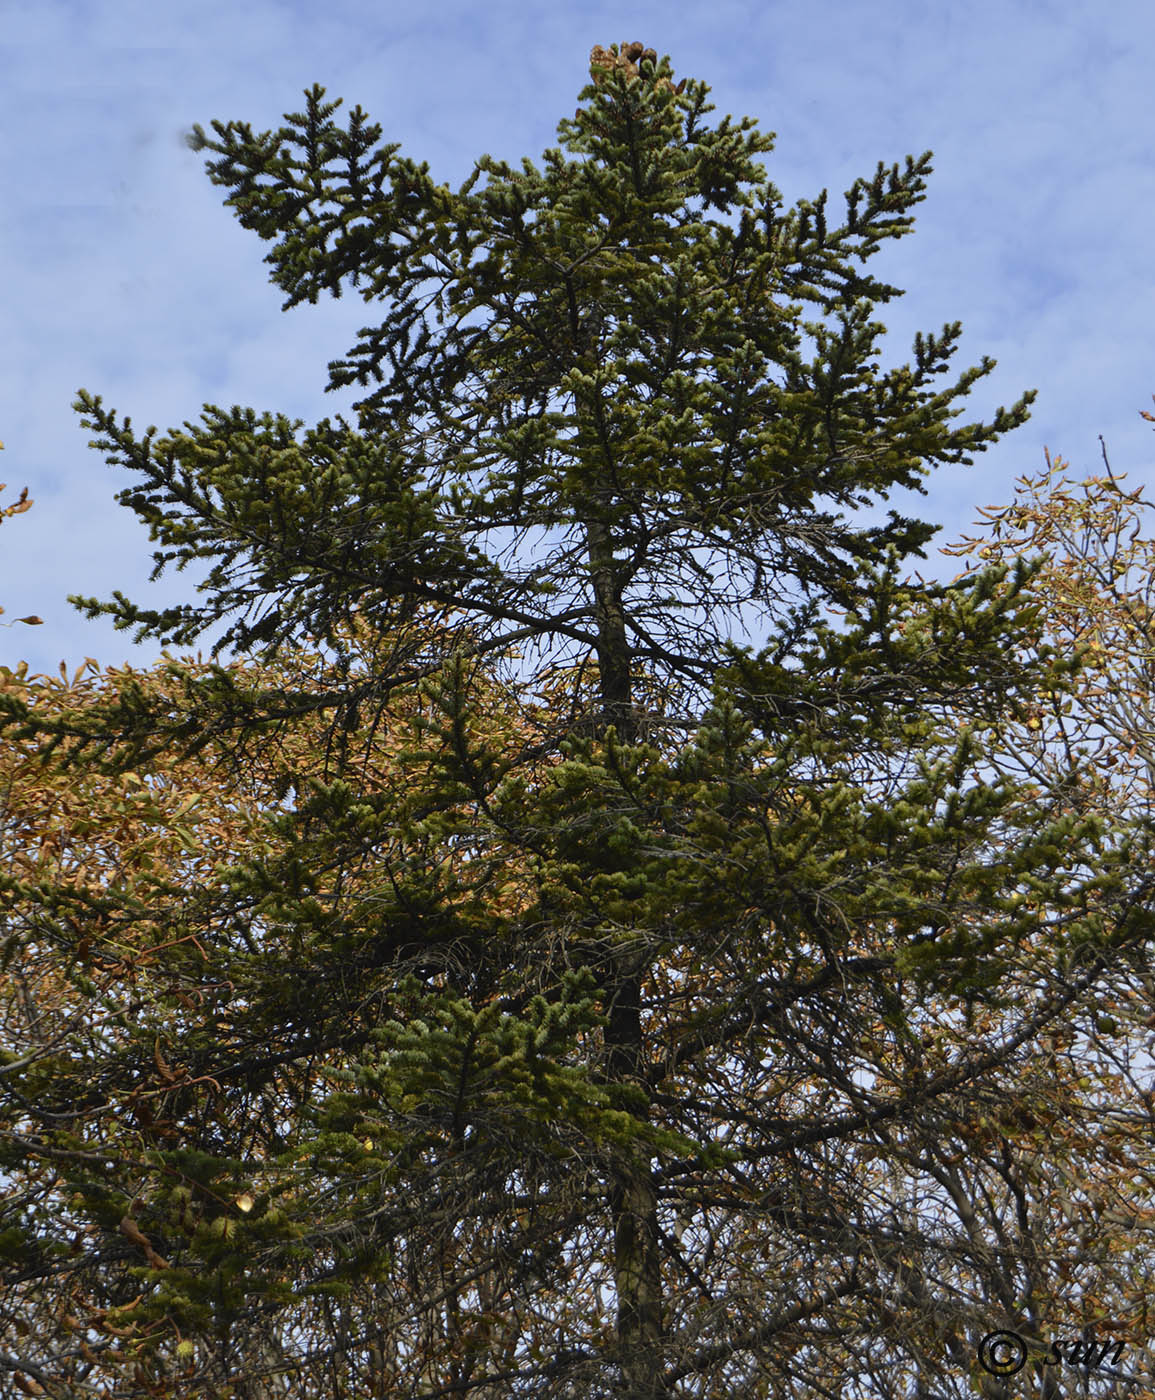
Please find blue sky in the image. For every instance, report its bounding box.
[3,0,1154,683]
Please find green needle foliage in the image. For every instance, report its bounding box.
[3,42,1152,1400]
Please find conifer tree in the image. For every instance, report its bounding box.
[4,43,1153,1399]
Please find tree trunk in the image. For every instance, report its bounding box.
[586,515,636,747]
[606,964,665,1399]
[586,510,665,1397]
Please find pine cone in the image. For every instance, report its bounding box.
[589,42,685,98]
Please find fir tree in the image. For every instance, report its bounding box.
[3,43,1151,1399]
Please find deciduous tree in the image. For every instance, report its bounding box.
[1,606,543,1397]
